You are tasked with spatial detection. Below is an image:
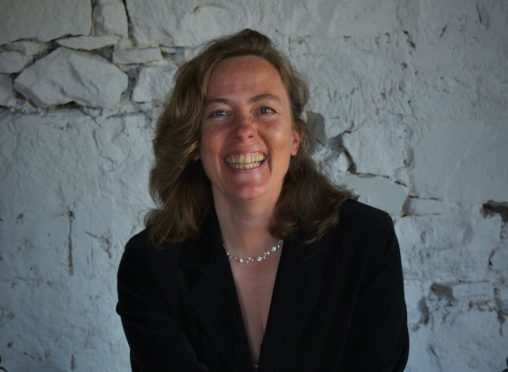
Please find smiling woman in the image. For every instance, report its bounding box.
[199,55,301,204]
[116,29,409,371]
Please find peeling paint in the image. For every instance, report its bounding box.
[306,111,326,144]
[481,201,508,222]
[430,283,455,304]
[412,298,430,331]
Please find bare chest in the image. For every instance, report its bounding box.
[230,260,279,363]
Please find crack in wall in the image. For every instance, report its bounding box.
[0,354,8,372]
[70,354,75,370]
[67,210,75,276]
[427,344,444,372]
[121,0,134,42]
[494,287,507,335]
[475,1,490,29]
[85,231,113,259]
[402,30,416,50]
[439,24,448,38]
[412,297,430,331]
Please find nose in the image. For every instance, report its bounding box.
[233,113,256,142]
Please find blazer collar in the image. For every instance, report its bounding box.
[180,211,327,371]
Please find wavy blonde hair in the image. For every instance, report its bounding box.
[146,29,352,246]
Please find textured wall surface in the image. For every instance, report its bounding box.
[0,0,507,371]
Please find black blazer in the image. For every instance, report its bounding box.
[117,200,409,371]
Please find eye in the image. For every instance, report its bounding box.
[208,110,230,119]
[259,106,275,115]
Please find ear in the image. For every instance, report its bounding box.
[291,124,303,156]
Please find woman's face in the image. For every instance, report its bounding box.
[199,55,301,206]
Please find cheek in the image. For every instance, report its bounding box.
[198,134,222,173]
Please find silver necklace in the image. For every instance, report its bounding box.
[224,239,283,264]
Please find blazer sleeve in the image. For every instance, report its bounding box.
[343,214,409,371]
[116,236,210,372]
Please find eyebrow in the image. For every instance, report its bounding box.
[205,93,282,106]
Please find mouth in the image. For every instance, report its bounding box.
[224,152,266,170]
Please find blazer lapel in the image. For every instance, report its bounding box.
[180,211,328,372]
[181,213,254,372]
[259,234,326,371]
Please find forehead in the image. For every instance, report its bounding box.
[206,55,288,97]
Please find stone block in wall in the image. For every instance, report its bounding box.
[407,198,446,215]
[340,173,407,216]
[342,115,411,178]
[113,47,163,64]
[489,240,508,275]
[57,36,119,50]
[412,119,508,204]
[396,214,503,282]
[0,0,92,45]
[125,0,173,46]
[6,41,49,56]
[94,0,129,37]
[14,47,128,108]
[125,0,254,46]
[407,308,506,371]
[0,74,16,106]
[314,142,407,215]
[0,51,33,73]
[496,286,508,310]
[132,64,177,103]
[451,281,492,302]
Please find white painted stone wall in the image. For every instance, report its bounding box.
[0,0,506,371]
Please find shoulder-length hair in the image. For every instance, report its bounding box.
[145,29,352,246]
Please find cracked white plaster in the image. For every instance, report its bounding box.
[0,0,507,371]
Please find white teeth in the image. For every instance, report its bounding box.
[229,162,263,170]
[225,153,266,169]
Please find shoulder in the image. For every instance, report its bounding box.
[119,229,184,280]
[337,198,394,234]
[123,229,184,256]
[335,199,401,280]
[303,199,396,262]
[331,199,399,270]
[124,229,152,252]
[123,229,160,263]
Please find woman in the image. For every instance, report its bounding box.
[117,29,409,371]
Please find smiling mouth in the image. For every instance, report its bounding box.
[225,153,266,170]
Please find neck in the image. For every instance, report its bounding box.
[212,191,279,258]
